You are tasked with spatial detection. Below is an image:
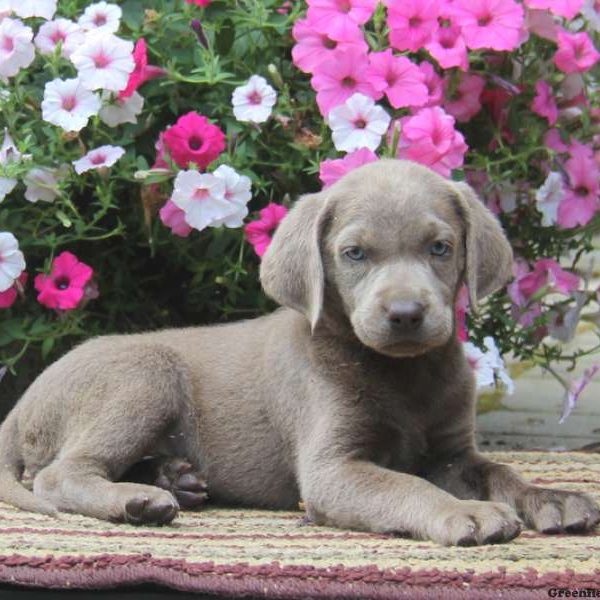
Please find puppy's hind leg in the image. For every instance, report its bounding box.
[33,344,199,524]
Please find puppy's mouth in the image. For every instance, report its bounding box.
[373,339,438,358]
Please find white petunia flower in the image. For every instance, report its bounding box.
[99,90,143,127]
[0,18,34,80]
[211,165,252,228]
[0,129,22,202]
[0,0,12,20]
[329,93,391,153]
[171,170,237,232]
[0,232,26,293]
[42,78,101,132]
[232,75,277,123]
[582,0,600,31]
[71,32,134,92]
[78,2,122,34]
[73,145,125,174]
[11,0,56,20]
[463,336,514,394]
[0,177,16,202]
[35,18,85,58]
[535,172,564,227]
[24,166,65,203]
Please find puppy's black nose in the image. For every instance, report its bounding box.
[386,301,425,331]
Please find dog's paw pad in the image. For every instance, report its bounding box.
[154,458,209,510]
[125,493,178,525]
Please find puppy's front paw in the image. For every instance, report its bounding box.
[430,500,522,546]
[124,489,179,525]
[517,487,600,534]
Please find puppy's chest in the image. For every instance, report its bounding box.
[359,377,443,474]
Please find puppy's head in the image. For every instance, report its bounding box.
[260,159,512,358]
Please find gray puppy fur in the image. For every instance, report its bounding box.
[0,160,598,545]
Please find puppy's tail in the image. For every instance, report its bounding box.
[0,411,57,516]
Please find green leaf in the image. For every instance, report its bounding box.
[215,18,235,56]
[55,210,72,228]
[41,337,55,361]
[121,0,144,31]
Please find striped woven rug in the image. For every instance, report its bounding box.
[0,452,599,598]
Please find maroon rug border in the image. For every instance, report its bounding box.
[1,554,599,598]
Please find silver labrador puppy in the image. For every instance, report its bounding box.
[0,160,598,545]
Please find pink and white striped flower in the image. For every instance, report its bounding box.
[35,18,85,59]
[0,18,34,80]
[11,0,56,20]
[73,145,125,174]
[211,165,252,228]
[171,170,235,232]
[328,93,391,152]
[71,32,134,92]
[42,78,101,132]
[232,75,277,123]
[78,2,122,34]
[0,232,26,293]
[99,91,144,127]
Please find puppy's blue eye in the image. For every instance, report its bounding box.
[430,241,451,257]
[344,246,366,261]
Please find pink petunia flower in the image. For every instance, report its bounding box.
[413,61,443,108]
[449,0,524,52]
[119,38,165,99]
[560,364,599,423]
[0,272,27,309]
[544,128,569,153]
[396,106,468,178]
[525,8,558,42]
[525,0,584,19]
[425,24,469,71]
[159,200,192,238]
[186,0,212,5]
[553,30,600,74]
[34,251,94,311]
[319,147,378,188]
[511,258,580,305]
[306,0,377,42]
[443,73,485,123]
[161,112,226,170]
[244,203,288,258]
[368,50,428,109]
[557,145,600,228]
[481,85,518,144]
[292,15,368,74]
[386,0,440,52]
[531,80,558,125]
[386,0,439,52]
[311,46,377,117]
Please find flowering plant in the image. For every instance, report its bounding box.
[0,0,599,420]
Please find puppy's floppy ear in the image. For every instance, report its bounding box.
[452,181,513,309]
[260,192,331,330]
